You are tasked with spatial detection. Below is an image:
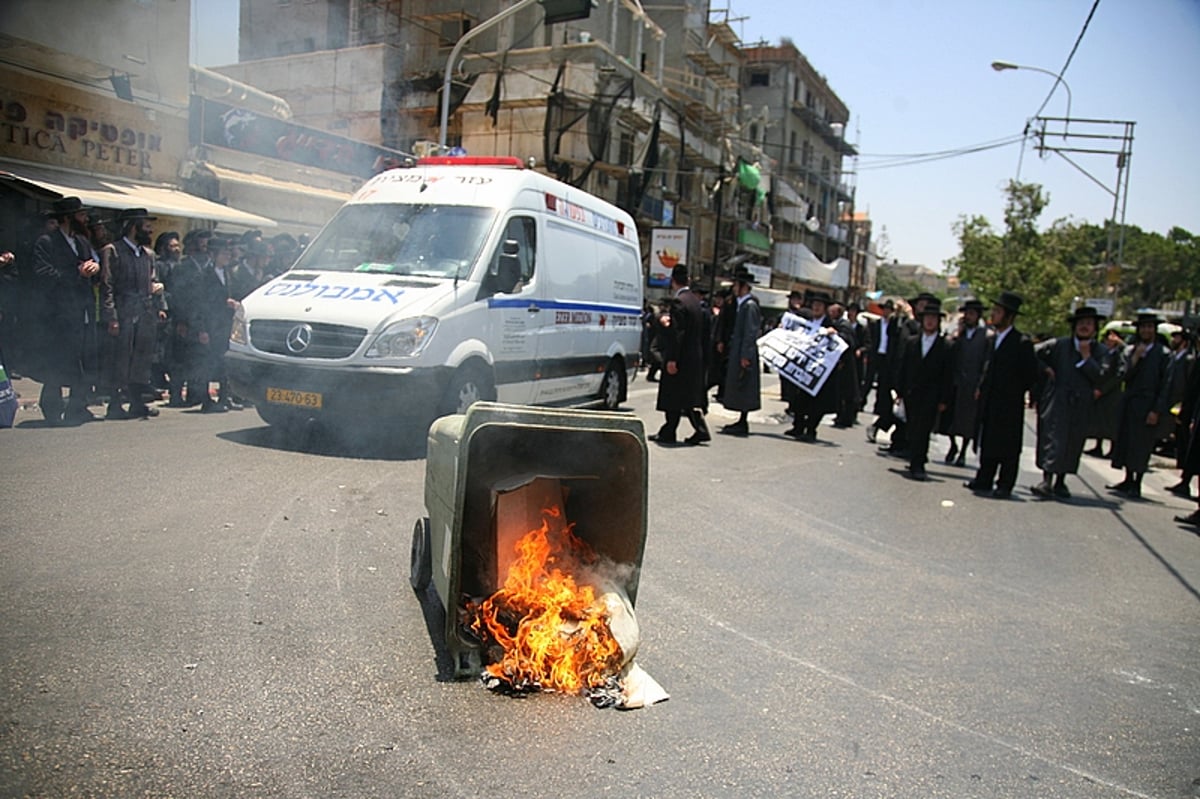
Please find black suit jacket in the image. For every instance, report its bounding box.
[899,333,952,428]
[976,326,1038,459]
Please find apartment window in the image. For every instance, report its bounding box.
[749,124,758,146]
[801,140,812,168]
[821,156,831,180]
[749,70,769,87]
[439,18,471,49]
[789,131,797,164]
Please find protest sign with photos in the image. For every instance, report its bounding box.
[757,319,848,397]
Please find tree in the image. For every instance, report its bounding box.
[948,181,1081,336]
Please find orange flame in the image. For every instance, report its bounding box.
[470,505,624,694]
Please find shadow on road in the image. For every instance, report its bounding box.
[1078,475,1200,603]
[218,422,428,461]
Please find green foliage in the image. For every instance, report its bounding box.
[874,265,926,300]
[948,181,1198,335]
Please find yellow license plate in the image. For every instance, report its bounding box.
[265,387,324,409]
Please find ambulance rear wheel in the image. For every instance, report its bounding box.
[410,517,432,592]
[441,364,493,416]
[599,359,625,410]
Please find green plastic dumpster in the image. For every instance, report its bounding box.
[411,402,648,679]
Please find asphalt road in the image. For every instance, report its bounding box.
[2,377,1198,798]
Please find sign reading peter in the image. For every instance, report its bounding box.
[757,314,848,397]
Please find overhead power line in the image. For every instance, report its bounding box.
[1032,0,1101,119]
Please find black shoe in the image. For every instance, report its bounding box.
[784,427,803,439]
[1175,510,1200,527]
[129,404,159,418]
[964,480,989,493]
[718,422,749,437]
[1084,445,1105,458]
[1053,482,1071,500]
[105,405,131,420]
[683,432,710,446]
[201,401,228,414]
[907,467,929,481]
[1030,480,1053,499]
[991,488,1013,499]
[63,408,102,425]
[1106,480,1133,493]
[1166,481,1193,498]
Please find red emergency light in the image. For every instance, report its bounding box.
[416,156,526,168]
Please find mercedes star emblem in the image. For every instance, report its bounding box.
[286,323,314,353]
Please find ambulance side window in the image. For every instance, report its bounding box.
[485,216,536,296]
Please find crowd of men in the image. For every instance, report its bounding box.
[0,196,302,423]
[645,263,1200,529]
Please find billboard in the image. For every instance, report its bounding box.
[648,227,689,288]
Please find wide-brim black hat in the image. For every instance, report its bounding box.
[993,290,1024,314]
[807,290,834,306]
[45,196,90,217]
[117,207,157,224]
[1067,305,1105,324]
[731,267,757,285]
[918,301,945,317]
[961,297,985,312]
[908,291,938,306]
[1134,311,1164,326]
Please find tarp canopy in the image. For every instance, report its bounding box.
[0,159,276,228]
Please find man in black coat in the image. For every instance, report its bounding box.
[649,264,711,446]
[1031,305,1109,499]
[31,197,103,425]
[865,299,900,441]
[1174,351,1200,527]
[965,291,1039,499]
[1107,313,1172,499]
[786,290,842,442]
[896,300,953,480]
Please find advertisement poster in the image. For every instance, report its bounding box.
[757,321,848,397]
[648,227,689,288]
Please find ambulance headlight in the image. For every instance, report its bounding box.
[230,304,247,345]
[365,316,438,358]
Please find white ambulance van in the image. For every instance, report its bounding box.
[226,156,644,434]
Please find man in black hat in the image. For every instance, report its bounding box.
[1030,305,1110,499]
[30,196,102,424]
[1107,313,1171,498]
[99,208,167,419]
[648,264,711,446]
[785,289,841,442]
[896,300,952,480]
[965,291,1038,499]
[943,297,988,466]
[719,268,761,436]
[864,299,900,439]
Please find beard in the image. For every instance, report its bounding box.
[135,228,152,246]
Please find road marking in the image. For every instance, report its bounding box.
[659,592,1159,798]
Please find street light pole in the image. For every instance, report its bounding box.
[991,60,1073,135]
[439,0,542,151]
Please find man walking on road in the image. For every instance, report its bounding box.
[1107,312,1171,499]
[965,291,1038,499]
[649,264,711,446]
[1031,305,1110,500]
[718,268,761,437]
[896,300,952,481]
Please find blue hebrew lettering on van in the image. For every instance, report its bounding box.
[261,283,404,304]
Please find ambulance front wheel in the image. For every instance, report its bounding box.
[440,363,494,417]
[410,517,432,592]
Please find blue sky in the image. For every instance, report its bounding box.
[194,0,1200,272]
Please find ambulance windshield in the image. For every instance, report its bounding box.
[292,203,496,278]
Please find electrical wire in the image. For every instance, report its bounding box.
[1032,0,1101,119]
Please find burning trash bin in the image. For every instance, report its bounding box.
[412,402,666,707]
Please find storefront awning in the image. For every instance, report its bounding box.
[0,160,277,229]
[199,163,352,232]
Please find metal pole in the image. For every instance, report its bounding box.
[709,164,724,296]
[439,0,541,150]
